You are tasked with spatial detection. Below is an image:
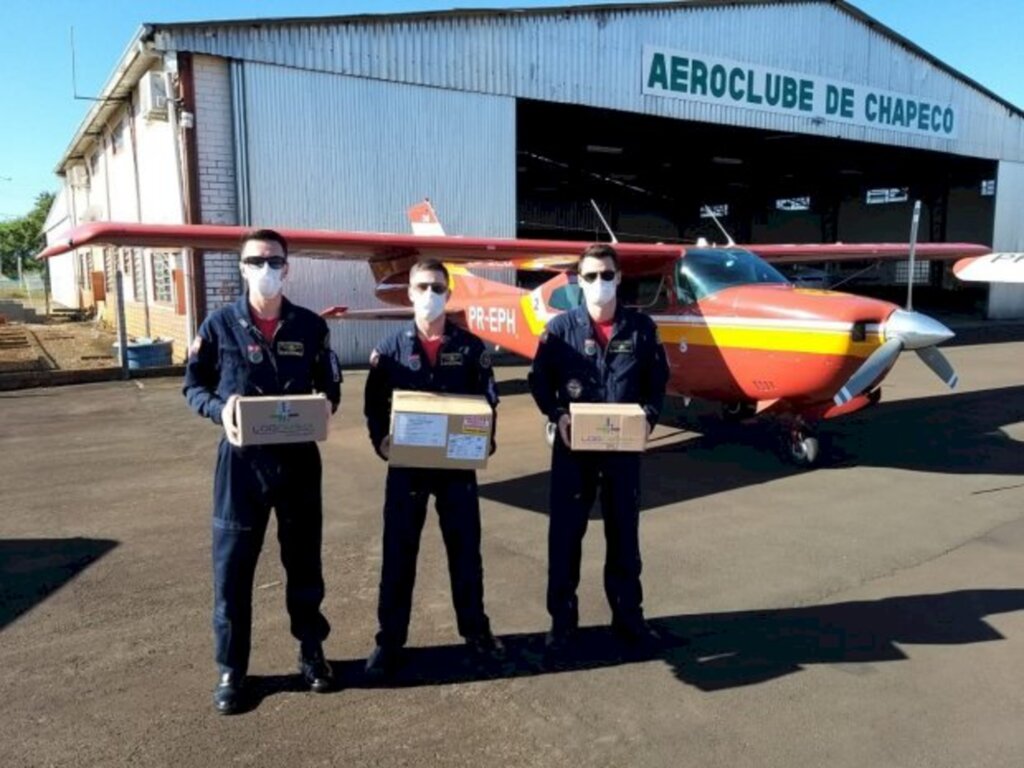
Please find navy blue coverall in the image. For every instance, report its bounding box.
[364,321,498,649]
[528,304,669,633]
[184,293,341,675]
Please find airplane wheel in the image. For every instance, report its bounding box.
[722,401,756,422]
[787,431,820,466]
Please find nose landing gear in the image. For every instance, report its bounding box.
[782,417,820,467]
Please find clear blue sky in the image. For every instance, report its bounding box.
[1,0,1021,220]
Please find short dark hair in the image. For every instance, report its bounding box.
[410,258,450,284]
[578,244,620,272]
[240,228,288,259]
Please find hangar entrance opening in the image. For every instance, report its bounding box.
[515,100,996,311]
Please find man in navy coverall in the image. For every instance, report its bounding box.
[363,259,503,680]
[528,244,669,653]
[184,229,341,714]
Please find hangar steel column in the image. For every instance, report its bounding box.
[989,161,1024,319]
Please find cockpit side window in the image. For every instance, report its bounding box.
[678,249,788,300]
[547,283,584,310]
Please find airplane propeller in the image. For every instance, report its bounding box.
[833,200,958,407]
[832,312,957,406]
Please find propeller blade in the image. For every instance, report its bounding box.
[833,338,903,406]
[916,346,958,389]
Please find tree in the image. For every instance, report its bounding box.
[0,191,56,276]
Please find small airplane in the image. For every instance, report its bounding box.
[40,199,1009,465]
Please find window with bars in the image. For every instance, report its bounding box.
[152,252,175,304]
[132,250,146,301]
[895,260,930,285]
[78,252,93,289]
[112,119,126,154]
[104,249,116,292]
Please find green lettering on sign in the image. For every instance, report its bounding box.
[670,56,689,92]
[647,53,668,89]
[798,79,814,112]
[691,60,708,96]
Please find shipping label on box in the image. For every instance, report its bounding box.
[389,390,494,470]
[569,403,647,452]
[232,394,329,446]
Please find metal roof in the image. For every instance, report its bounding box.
[55,1,1024,174]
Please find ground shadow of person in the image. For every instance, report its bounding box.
[239,588,1024,710]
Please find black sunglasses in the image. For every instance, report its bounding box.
[412,282,448,294]
[579,270,617,283]
[242,256,287,269]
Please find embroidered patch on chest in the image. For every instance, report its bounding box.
[440,352,464,367]
[247,344,264,364]
[277,341,304,357]
[608,339,635,355]
[408,354,422,372]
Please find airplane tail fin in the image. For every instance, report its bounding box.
[407,199,446,236]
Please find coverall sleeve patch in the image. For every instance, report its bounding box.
[369,349,381,368]
[479,351,492,369]
[188,336,203,358]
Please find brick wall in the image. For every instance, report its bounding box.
[193,55,242,312]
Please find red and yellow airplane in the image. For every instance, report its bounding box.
[39,201,1000,465]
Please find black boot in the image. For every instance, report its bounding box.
[364,645,402,682]
[213,671,246,715]
[466,630,506,660]
[298,646,335,693]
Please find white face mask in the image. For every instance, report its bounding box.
[243,263,285,300]
[581,276,617,308]
[411,289,447,323]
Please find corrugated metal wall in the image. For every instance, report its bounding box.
[238,62,516,362]
[156,3,1024,161]
[283,258,404,365]
[241,62,516,235]
[988,160,1024,319]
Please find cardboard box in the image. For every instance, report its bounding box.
[569,403,648,452]
[232,394,329,446]
[389,390,493,470]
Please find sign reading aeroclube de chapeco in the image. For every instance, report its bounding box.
[642,45,957,139]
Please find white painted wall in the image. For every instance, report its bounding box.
[988,161,1024,319]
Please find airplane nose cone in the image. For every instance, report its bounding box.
[884,308,955,350]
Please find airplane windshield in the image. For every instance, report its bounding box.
[677,248,789,302]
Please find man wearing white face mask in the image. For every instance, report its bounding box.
[528,244,669,655]
[184,229,342,714]
[362,259,502,680]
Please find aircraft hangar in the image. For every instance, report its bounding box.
[52,1,1024,363]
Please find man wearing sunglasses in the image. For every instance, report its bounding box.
[184,229,342,714]
[528,244,669,654]
[362,259,502,680]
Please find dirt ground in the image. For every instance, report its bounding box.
[2,340,1023,767]
[0,304,118,375]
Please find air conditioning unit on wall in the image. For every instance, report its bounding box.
[68,165,88,188]
[139,71,169,120]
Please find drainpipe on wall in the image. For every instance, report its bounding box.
[169,52,200,347]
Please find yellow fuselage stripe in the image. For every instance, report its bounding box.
[656,322,881,358]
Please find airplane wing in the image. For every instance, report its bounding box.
[320,305,415,320]
[37,222,681,276]
[746,242,990,264]
[953,253,1024,284]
